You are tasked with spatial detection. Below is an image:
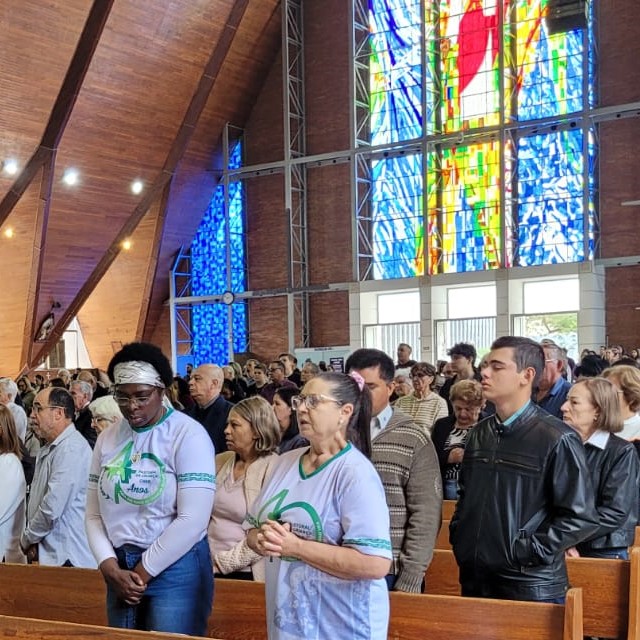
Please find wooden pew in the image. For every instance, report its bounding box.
[0,614,209,640]
[0,564,266,639]
[442,499,456,520]
[425,547,640,640]
[435,518,452,550]
[388,588,583,640]
[0,564,582,640]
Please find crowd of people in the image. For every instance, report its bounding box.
[0,337,639,638]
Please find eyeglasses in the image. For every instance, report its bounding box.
[91,416,109,423]
[31,404,62,414]
[411,373,432,380]
[291,394,343,410]
[113,391,157,408]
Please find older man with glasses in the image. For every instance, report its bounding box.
[258,361,298,404]
[20,386,95,568]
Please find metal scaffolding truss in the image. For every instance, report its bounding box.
[351,0,371,148]
[283,0,309,348]
[169,247,194,371]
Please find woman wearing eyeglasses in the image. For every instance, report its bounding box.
[246,372,392,640]
[88,395,123,435]
[394,362,449,435]
[85,342,216,636]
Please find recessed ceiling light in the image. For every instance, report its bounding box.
[3,159,19,176]
[131,180,144,195]
[62,168,79,186]
[122,239,133,251]
[2,227,14,239]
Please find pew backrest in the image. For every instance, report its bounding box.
[435,519,452,550]
[0,562,585,640]
[0,614,207,640]
[389,588,583,640]
[442,499,456,520]
[425,547,640,640]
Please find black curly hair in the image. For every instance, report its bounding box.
[107,342,174,387]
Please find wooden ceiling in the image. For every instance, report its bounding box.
[0,0,281,376]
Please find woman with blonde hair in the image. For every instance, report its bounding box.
[0,405,26,563]
[209,396,280,580]
[431,379,484,499]
[602,364,640,440]
[561,377,639,559]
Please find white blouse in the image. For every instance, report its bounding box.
[0,452,26,563]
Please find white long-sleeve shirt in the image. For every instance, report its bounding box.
[0,453,26,563]
[85,409,215,577]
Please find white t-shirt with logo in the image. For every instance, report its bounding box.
[246,444,392,640]
[86,408,215,576]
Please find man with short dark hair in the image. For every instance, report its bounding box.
[259,361,297,404]
[450,336,598,602]
[395,343,417,370]
[278,353,302,387]
[21,387,96,567]
[439,342,480,411]
[346,348,441,593]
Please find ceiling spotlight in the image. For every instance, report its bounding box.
[131,180,144,195]
[2,227,14,239]
[62,168,79,186]
[122,239,133,251]
[2,159,19,176]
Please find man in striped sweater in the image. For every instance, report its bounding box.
[346,348,442,593]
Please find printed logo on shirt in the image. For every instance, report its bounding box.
[99,441,166,506]
[250,489,324,545]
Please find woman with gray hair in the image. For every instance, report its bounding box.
[0,378,27,443]
[393,362,449,435]
[88,396,123,435]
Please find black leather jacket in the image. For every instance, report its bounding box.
[577,433,639,554]
[450,402,599,601]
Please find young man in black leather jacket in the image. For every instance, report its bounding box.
[450,336,599,603]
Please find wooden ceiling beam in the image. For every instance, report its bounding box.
[20,151,56,373]
[136,183,171,342]
[0,0,114,230]
[40,0,115,150]
[30,0,253,368]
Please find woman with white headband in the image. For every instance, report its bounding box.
[85,342,215,636]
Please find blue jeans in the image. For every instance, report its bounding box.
[443,478,459,500]
[107,537,213,635]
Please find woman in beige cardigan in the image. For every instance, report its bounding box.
[208,396,280,581]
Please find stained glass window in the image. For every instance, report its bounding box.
[366,0,595,279]
[190,141,247,365]
[370,0,423,144]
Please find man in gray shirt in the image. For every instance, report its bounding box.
[20,386,96,568]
